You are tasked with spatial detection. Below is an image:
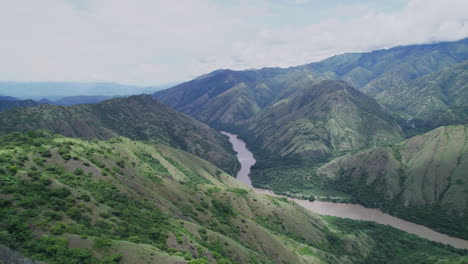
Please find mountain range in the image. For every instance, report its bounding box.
[154,38,468,128]
[0,95,127,112]
[0,38,467,263]
[152,37,468,241]
[0,81,175,99]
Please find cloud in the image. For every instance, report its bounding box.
[221,0,468,69]
[0,0,467,86]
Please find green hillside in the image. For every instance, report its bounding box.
[0,131,466,263]
[318,125,468,239]
[245,80,402,159]
[375,60,468,133]
[0,95,238,174]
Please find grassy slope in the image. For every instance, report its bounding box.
[0,131,465,263]
[0,95,238,175]
[317,125,468,239]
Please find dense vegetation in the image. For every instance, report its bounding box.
[324,216,467,264]
[0,131,465,263]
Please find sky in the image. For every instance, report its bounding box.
[0,0,467,86]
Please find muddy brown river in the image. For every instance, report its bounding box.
[221,131,468,250]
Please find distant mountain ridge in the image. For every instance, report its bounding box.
[0,95,127,112]
[154,38,468,128]
[0,81,175,99]
[301,38,468,95]
[0,95,135,112]
[375,60,468,131]
[0,99,43,112]
[53,95,123,106]
[0,95,20,101]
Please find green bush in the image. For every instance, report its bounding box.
[93,236,113,249]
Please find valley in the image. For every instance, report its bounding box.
[0,32,467,263]
[2,131,466,263]
[222,131,468,250]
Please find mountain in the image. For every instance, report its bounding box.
[318,125,468,239]
[0,95,237,174]
[244,80,403,159]
[0,82,157,99]
[154,67,317,126]
[0,95,20,101]
[152,39,468,199]
[38,98,55,104]
[0,99,44,112]
[0,96,130,112]
[0,131,464,263]
[54,95,121,106]
[375,60,468,131]
[303,38,468,96]
[154,38,468,128]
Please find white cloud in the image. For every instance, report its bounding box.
[0,0,467,86]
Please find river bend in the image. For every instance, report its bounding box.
[221,131,468,250]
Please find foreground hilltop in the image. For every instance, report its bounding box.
[0,95,238,174]
[0,131,466,263]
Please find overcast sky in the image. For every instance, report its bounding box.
[0,0,467,86]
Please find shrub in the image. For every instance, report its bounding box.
[93,236,112,249]
[38,147,52,158]
[74,168,84,176]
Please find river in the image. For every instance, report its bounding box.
[220,131,468,250]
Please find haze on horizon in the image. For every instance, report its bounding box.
[0,0,467,88]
